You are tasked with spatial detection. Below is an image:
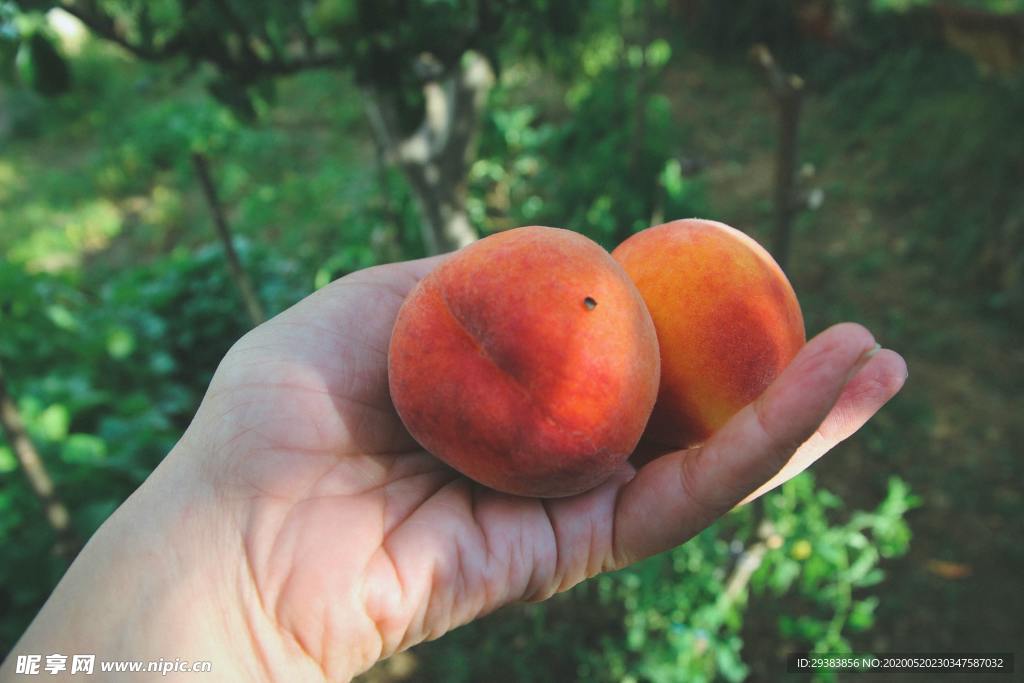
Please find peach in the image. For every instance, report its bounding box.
[612,219,805,448]
[388,227,660,497]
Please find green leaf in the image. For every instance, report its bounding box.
[715,636,748,682]
[61,433,107,465]
[817,489,843,509]
[106,326,136,359]
[311,0,357,33]
[34,403,69,441]
[314,266,333,290]
[857,568,886,587]
[847,547,880,584]
[802,554,832,591]
[769,557,800,594]
[45,303,77,330]
[0,445,17,473]
[646,39,672,69]
[794,615,827,640]
[848,597,879,632]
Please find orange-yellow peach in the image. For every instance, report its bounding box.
[388,226,660,497]
[612,219,805,448]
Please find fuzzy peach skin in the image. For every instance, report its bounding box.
[612,218,806,448]
[388,226,660,498]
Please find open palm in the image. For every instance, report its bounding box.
[188,256,906,681]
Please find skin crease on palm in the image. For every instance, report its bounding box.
[0,254,907,683]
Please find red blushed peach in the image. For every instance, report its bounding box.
[388,226,660,498]
[612,219,805,448]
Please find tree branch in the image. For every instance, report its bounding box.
[57,0,345,83]
[0,359,80,560]
[722,501,777,608]
[57,0,183,60]
[212,0,260,64]
[438,51,495,184]
[360,54,491,255]
[191,153,267,326]
[752,44,804,271]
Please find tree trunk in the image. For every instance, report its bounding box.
[0,360,80,560]
[401,162,478,256]
[362,52,494,255]
[772,84,802,271]
[191,152,267,326]
[753,45,804,272]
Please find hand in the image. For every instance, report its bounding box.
[1,256,906,682]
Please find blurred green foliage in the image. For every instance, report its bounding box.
[3,0,1022,680]
[0,244,307,645]
[6,0,591,130]
[471,3,705,246]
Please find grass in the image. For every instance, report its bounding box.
[658,40,1024,667]
[1,41,377,287]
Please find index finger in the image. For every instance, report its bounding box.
[609,323,905,567]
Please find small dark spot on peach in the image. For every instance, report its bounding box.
[584,297,597,311]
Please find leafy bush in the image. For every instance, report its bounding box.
[0,244,307,649]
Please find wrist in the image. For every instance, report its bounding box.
[1,442,327,682]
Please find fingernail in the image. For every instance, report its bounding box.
[846,343,881,383]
